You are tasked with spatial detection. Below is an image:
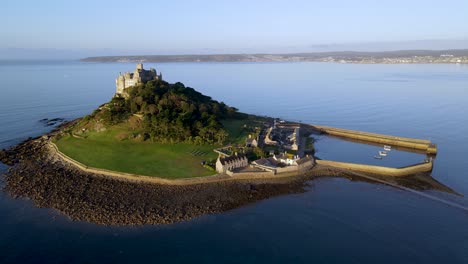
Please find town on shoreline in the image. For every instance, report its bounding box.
[81,49,468,64]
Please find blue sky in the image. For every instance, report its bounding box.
[2,0,468,54]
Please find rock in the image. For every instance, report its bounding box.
[39,118,66,127]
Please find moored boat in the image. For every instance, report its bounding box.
[379,150,388,156]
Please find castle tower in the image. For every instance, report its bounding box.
[116,75,126,96]
[116,64,159,98]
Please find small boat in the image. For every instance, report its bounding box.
[379,150,388,156]
[424,157,433,163]
[383,145,392,151]
[374,155,383,159]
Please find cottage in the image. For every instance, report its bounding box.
[215,154,248,174]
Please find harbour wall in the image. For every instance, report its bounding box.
[324,135,429,154]
[309,124,437,155]
[315,159,433,177]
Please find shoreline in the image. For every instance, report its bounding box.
[0,133,340,225]
[81,60,468,65]
[80,49,468,64]
[0,128,459,225]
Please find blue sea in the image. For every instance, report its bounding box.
[1,60,468,263]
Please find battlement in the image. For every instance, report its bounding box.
[115,64,162,98]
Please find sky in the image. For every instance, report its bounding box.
[2,0,468,57]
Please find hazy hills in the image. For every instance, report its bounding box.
[2,38,468,60]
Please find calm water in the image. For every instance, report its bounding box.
[1,61,468,263]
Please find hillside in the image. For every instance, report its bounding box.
[72,79,243,145]
[53,79,262,178]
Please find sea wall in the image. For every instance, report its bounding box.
[227,170,275,177]
[276,165,300,174]
[316,159,433,177]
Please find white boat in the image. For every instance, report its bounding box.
[374,155,383,159]
[383,145,392,151]
[379,150,388,156]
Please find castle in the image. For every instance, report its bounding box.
[115,63,162,98]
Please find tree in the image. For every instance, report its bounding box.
[93,80,241,144]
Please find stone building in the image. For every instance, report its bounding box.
[291,127,300,150]
[245,134,258,148]
[252,155,314,174]
[215,154,248,174]
[115,63,162,98]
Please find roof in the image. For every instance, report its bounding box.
[274,153,288,160]
[253,157,278,168]
[219,154,247,165]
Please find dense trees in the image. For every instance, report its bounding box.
[96,80,238,144]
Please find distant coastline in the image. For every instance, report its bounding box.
[81,49,468,64]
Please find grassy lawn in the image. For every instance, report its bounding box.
[54,116,267,179]
[55,133,217,179]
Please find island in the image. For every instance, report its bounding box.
[0,64,454,226]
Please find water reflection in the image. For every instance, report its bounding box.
[341,171,460,196]
[314,134,429,167]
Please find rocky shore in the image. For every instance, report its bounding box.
[0,130,340,226]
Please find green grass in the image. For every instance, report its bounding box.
[222,117,261,144]
[54,116,267,179]
[55,133,217,179]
